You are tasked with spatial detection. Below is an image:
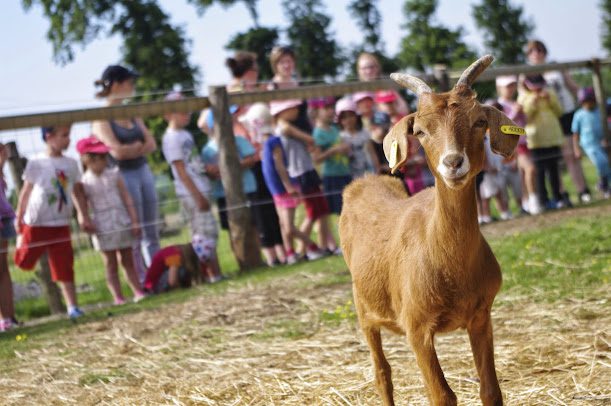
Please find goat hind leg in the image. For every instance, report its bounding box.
[467,310,503,406]
[362,326,395,406]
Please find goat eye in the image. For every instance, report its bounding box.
[413,129,425,137]
[474,119,487,128]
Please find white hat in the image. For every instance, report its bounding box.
[335,97,358,116]
[238,103,274,139]
[191,234,216,262]
[495,75,517,88]
[352,91,375,104]
[269,99,302,116]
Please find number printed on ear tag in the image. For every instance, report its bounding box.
[500,125,525,136]
[388,140,398,168]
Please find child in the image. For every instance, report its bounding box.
[375,90,406,125]
[77,136,146,305]
[572,87,610,198]
[518,74,565,210]
[369,111,392,175]
[270,99,330,259]
[478,135,512,224]
[162,92,223,283]
[336,97,375,179]
[14,126,92,319]
[310,96,352,215]
[0,143,17,331]
[352,92,375,131]
[264,101,325,264]
[143,235,216,293]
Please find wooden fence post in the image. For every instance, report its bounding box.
[433,64,450,92]
[6,142,65,314]
[208,86,262,271]
[590,58,611,160]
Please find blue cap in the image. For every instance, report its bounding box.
[206,105,240,129]
[41,126,54,141]
[371,111,391,126]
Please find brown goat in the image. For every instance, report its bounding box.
[339,55,521,406]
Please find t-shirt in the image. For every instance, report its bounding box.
[572,107,603,149]
[143,245,183,292]
[313,125,351,177]
[0,178,15,220]
[341,129,373,178]
[262,135,294,196]
[201,136,257,199]
[276,125,314,178]
[162,128,211,198]
[81,168,131,234]
[543,70,576,113]
[22,154,81,226]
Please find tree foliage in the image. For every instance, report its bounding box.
[602,0,611,54]
[225,27,279,81]
[188,0,259,26]
[347,0,383,53]
[472,0,533,64]
[397,0,476,71]
[282,0,343,80]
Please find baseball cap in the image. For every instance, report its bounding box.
[375,90,398,103]
[335,97,358,116]
[495,75,517,88]
[41,126,54,141]
[76,136,110,155]
[524,74,546,91]
[308,96,335,109]
[352,91,375,104]
[100,65,139,87]
[238,103,274,136]
[577,87,595,104]
[371,111,391,127]
[269,99,302,116]
[191,234,216,262]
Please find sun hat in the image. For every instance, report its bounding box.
[191,234,216,262]
[495,75,518,88]
[269,99,302,116]
[524,74,546,90]
[371,111,391,127]
[352,91,375,104]
[164,91,184,101]
[375,90,398,104]
[577,87,595,104]
[76,136,110,155]
[335,97,358,116]
[99,65,139,87]
[307,96,335,109]
[238,103,274,137]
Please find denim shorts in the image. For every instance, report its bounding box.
[0,217,16,240]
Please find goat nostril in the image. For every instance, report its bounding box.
[443,154,464,169]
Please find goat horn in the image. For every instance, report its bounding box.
[455,54,495,88]
[390,73,432,96]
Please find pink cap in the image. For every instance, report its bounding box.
[495,75,517,88]
[76,136,109,155]
[269,99,302,116]
[375,90,398,103]
[335,97,358,116]
[352,91,375,104]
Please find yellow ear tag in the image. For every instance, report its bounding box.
[500,125,525,136]
[388,140,398,168]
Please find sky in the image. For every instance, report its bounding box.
[0,0,604,169]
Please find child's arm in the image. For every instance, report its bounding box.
[272,145,298,196]
[135,118,157,154]
[172,160,210,211]
[92,120,145,160]
[572,132,582,159]
[312,143,351,163]
[167,265,180,289]
[117,176,141,237]
[14,181,33,233]
[278,120,315,146]
[240,154,258,169]
[72,182,96,233]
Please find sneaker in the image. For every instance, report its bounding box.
[133,293,148,303]
[305,249,325,261]
[0,318,14,332]
[478,215,493,225]
[528,195,543,215]
[332,247,343,256]
[286,254,298,265]
[561,192,573,208]
[500,211,513,221]
[68,307,85,320]
[604,191,611,199]
[579,192,592,204]
[114,297,126,306]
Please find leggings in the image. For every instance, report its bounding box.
[530,147,562,205]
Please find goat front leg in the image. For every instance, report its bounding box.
[468,309,503,406]
[408,329,457,406]
[362,326,395,405]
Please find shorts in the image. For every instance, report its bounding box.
[296,170,330,220]
[559,111,575,136]
[181,197,219,242]
[14,225,74,282]
[322,175,352,215]
[92,226,133,252]
[0,217,16,240]
[273,193,299,209]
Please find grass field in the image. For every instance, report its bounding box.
[0,197,609,405]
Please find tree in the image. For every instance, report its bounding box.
[472,0,533,64]
[348,0,384,53]
[282,0,344,81]
[397,0,476,71]
[188,0,259,26]
[225,27,279,81]
[602,0,611,54]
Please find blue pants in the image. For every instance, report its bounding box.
[120,164,160,266]
[583,144,610,188]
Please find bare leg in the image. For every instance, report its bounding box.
[58,281,78,308]
[274,244,286,263]
[408,328,457,405]
[562,138,587,193]
[118,248,144,297]
[468,310,503,406]
[261,247,276,266]
[0,240,14,320]
[101,250,124,302]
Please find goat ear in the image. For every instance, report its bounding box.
[383,113,416,174]
[483,105,523,158]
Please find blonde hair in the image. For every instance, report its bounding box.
[269,46,295,74]
[179,243,204,286]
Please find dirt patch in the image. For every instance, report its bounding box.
[1,266,609,405]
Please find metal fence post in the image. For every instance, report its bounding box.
[208,86,262,271]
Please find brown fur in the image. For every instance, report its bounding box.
[339,58,519,406]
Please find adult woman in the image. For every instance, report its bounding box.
[91,65,160,267]
[525,40,591,204]
[356,52,409,116]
